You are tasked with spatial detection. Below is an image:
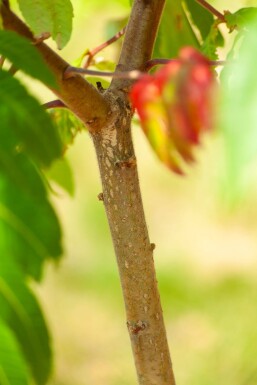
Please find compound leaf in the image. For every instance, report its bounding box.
[0,266,52,385]
[0,70,62,167]
[0,30,56,87]
[17,0,73,49]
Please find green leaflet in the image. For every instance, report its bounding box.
[183,0,214,40]
[201,21,224,60]
[0,266,52,385]
[0,30,56,87]
[0,321,30,385]
[48,108,85,150]
[17,0,73,49]
[0,70,62,279]
[154,0,199,60]
[0,165,62,280]
[0,70,62,167]
[224,7,257,32]
[46,157,75,197]
[219,15,257,206]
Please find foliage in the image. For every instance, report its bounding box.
[16,0,73,49]
[0,9,65,384]
[220,13,257,205]
[1,0,257,384]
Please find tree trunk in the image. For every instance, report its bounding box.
[91,90,176,385]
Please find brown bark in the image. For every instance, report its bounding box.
[92,91,176,384]
[1,1,176,384]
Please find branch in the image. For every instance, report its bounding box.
[84,26,126,68]
[110,0,166,91]
[145,58,226,70]
[195,0,225,22]
[64,66,142,80]
[0,3,110,130]
[43,100,67,109]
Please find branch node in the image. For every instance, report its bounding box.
[43,99,67,109]
[98,192,104,201]
[115,156,137,169]
[32,32,51,45]
[127,320,148,335]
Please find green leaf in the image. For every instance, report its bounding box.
[0,30,56,87]
[201,21,224,60]
[154,0,199,59]
[17,0,73,49]
[48,108,85,149]
[224,7,257,32]
[0,321,30,385]
[219,15,257,205]
[0,70,62,167]
[0,71,62,279]
[183,0,214,40]
[0,162,62,280]
[51,0,73,50]
[46,157,75,197]
[0,266,52,385]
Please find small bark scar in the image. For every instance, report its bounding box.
[127,320,148,335]
[32,32,51,45]
[98,192,104,201]
[115,156,137,169]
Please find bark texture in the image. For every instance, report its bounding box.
[92,91,176,384]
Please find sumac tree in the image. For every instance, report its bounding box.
[0,0,257,384]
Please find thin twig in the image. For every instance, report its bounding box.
[195,0,225,22]
[84,26,126,68]
[146,58,226,70]
[43,100,67,109]
[64,65,142,80]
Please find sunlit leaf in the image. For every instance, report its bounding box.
[0,321,30,385]
[183,0,213,40]
[17,0,73,49]
[131,47,216,174]
[219,15,257,205]
[154,0,199,59]
[224,7,257,32]
[48,108,85,150]
[46,157,75,197]
[0,266,52,385]
[201,21,224,60]
[0,30,56,87]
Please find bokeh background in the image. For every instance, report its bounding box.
[20,0,257,384]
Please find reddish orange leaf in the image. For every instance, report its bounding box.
[130,47,216,174]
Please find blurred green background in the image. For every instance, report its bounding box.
[22,0,257,384]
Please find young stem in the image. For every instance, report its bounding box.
[195,0,225,22]
[84,26,126,68]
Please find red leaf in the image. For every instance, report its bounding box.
[130,46,216,174]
